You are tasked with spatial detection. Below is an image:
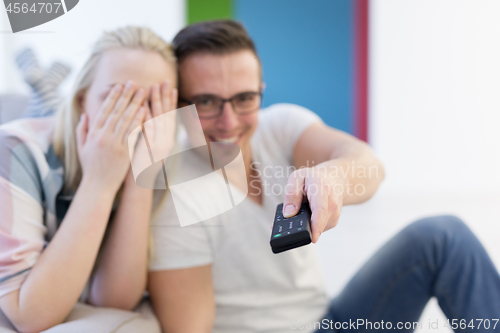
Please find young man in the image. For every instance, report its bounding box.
[148,20,500,332]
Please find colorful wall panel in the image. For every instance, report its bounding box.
[186,0,368,141]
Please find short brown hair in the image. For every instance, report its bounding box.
[172,20,259,64]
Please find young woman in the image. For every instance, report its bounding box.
[0,26,177,332]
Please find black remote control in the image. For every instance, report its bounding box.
[270,202,312,254]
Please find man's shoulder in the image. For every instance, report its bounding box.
[259,103,312,118]
[258,103,321,126]
[255,103,322,141]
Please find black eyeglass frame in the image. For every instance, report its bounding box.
[178,91,264,119]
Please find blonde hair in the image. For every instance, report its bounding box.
[53,26,176,193]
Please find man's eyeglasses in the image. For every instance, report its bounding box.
[178,92,262,119]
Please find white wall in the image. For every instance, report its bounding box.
[370,0,500,196]
[323,1,500,330]
[0,0,185,94]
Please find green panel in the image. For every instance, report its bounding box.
[187,0,233,24]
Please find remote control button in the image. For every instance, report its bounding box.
[274,233,281,238]
[278,225,283,233]
[298,227,302,231]
[288,221,293,229]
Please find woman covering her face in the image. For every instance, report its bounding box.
[0,26,176,333]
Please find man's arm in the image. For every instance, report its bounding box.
[283,122,385,242]
[148,265,215,333]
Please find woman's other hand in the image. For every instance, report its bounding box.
[76,80,146,193]
[145,80,177,157]
[128,80,177,187]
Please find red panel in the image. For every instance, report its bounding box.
[354,0,369,142]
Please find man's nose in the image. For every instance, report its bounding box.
[216,100,239,129]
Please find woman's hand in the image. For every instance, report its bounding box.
[148,79,178,122]
[144,80,177,158]
[128,80,177,187]
[77,81,146,193]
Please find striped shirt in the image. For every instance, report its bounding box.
[0,116,70,298]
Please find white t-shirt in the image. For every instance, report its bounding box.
[149,103,329,333]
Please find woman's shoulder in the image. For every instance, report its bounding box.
[0,116,60,191]
[0,116,56,153]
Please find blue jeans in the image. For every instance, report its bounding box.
[316,215,500,332]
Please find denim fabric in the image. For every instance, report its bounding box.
[316,215,500,333]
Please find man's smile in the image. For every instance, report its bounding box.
[208,132,243,144]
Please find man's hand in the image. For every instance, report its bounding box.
[282,164,347,243]
[287,121,385,243]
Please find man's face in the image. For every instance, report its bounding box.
[178,50,261,159]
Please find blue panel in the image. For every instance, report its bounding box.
[235,0,353,133]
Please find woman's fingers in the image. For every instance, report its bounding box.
[150,80,177,118]
[95,79,176,146]
[144,100,153,122]
[94,84,123,129]
[76,113,88,151]
[151,84,162,118]
[161,80,172,114]
[115,88,146,137]
[104,81,139,130]
[123,106,146,144]
[170,88,178,111]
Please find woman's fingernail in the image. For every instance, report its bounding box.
[126,80,134,89]
[284,204,296,217]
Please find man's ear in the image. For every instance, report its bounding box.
[260,82,266,93]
